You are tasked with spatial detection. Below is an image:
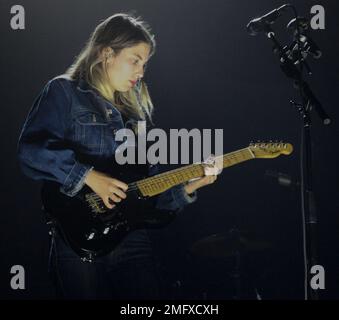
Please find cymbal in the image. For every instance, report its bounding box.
[189,232,272,259]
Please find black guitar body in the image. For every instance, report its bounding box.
[41,164,177,261]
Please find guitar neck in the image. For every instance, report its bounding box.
[136,147,255,197]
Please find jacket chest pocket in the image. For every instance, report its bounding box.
[73,112,109,154]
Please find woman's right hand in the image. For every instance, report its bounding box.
[84,169,128,209]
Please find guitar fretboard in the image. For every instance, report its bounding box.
[136,148,254,197]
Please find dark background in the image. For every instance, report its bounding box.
[0,0,338,299]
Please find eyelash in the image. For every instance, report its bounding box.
[133,59,147,70]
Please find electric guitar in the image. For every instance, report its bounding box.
[41,142,293,261]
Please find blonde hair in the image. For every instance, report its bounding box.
[65,12,156,122]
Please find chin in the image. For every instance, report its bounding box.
[115,84,130,92]
[123,86,133,92]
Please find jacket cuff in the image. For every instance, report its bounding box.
[60,162,93,197]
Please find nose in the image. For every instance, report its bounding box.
[136,65,145,79]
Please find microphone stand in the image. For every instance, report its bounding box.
[259,23,330,300]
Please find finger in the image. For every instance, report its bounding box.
[200,175,213,185]
[108,186,127,199]
[214,157,223,174]
[111,178,128,191]
[109,194,122,203]
[103,198,115,209]
[204,165,218,176]
[203,163,214,169]
[208,176,215,184]
[204,154,215,164]
[205,175,217,184]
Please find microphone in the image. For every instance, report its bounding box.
[247,4,290,36]
[300,34,322,59]
[287,17,322,60]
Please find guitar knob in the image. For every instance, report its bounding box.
[86,229,97,240]
[86,232,95,240]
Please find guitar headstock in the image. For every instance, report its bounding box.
[248,141,293,159]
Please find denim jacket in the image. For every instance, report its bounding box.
[17,75,197,212]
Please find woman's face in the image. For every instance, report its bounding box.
[103,42,151,93]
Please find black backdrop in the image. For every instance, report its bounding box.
[1,0,338,299]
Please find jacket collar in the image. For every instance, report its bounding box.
[76,77,102,97]
[76,77,125,121]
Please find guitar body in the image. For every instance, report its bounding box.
[41,164,176,261]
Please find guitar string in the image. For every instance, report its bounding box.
[93,148,252,199]
[87,149,253,202]
[100,144,286,198]
[85,145,285,206]
[88,149,253,198]
[133,148,253,188]
[97,144,282,196]
[132,148,251,188]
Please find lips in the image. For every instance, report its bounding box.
[129,80,137,86]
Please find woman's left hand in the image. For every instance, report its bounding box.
[184,174,218,194]
[184,154,223,195]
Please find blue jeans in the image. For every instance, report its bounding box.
[48,227,162,299]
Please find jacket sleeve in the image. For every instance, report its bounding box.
[148,164,197,212]
[17,79,92,197]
